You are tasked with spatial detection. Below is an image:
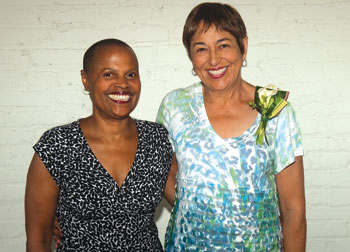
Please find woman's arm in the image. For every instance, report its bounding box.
[163,153,178,206]
[276,156,306,252]
[25,153,59,252]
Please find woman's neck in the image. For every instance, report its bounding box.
[202,79,253,107]
[80,115,135,142]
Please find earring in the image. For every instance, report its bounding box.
[242,59,247,67]
[191,68,197,76]
[83,89,90,95]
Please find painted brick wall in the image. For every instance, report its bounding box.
[0,0,349,251]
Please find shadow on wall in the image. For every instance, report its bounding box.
[155,198,172,223]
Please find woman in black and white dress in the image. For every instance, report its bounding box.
[25,38,174,252]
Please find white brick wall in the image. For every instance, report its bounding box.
[1,0,349,251]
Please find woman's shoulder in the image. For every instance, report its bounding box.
[134,119,169,135]
[162,82,202,102]
[48,120,79,132]
[275,101,297,121]
[267,101,301,141]
[37,120,80,144]
[134,119,172,150]
[33,120,81,173]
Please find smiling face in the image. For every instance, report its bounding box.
[190,23,247,93]
[81,44,141,120]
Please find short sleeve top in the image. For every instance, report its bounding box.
[34,119,173,252]
[157,82,303,251]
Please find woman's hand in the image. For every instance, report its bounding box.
[276,156,306,252]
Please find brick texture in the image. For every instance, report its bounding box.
[1,0,349,251]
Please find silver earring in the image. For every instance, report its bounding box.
[83,89,90,95]
[242,59,247,67]
[191,68,197,76]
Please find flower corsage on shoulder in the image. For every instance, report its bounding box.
[249,84,289,146]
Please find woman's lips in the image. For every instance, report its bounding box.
[207,67,227,79]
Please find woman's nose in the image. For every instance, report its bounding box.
[114,76,129,88]
[208,49,219,66]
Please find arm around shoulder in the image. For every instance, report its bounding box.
[276,156,306,252]
[25,153,59,252]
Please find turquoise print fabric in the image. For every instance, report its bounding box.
[157,82,303,251]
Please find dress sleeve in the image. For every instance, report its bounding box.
[156,95,176,152]
[270,103,303,174]
[33,128,64,187]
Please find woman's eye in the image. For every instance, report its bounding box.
[196,48,206,53]
[104,72,114,77]
[127,72,137,78]
[220,44,230,49]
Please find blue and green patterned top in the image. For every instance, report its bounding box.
[156,82,303,251]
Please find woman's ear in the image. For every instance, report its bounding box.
[242,36,248,61]
[81,70,89,92]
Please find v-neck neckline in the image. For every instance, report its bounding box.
[77,119,140,190]
[196,85,260,143]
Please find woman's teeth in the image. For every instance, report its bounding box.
[108,94,130,101]
[208,67,227,75]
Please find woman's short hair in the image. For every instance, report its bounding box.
[183,2,247,58]
[83,38,133,73]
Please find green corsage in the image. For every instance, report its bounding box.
[249,84,289,146]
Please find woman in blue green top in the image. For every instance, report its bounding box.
[158,2,306,251]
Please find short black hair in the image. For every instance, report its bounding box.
[83,38,133,73]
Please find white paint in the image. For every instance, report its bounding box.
[1,0,349,251]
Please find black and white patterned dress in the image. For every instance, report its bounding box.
[33,119,173,252]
